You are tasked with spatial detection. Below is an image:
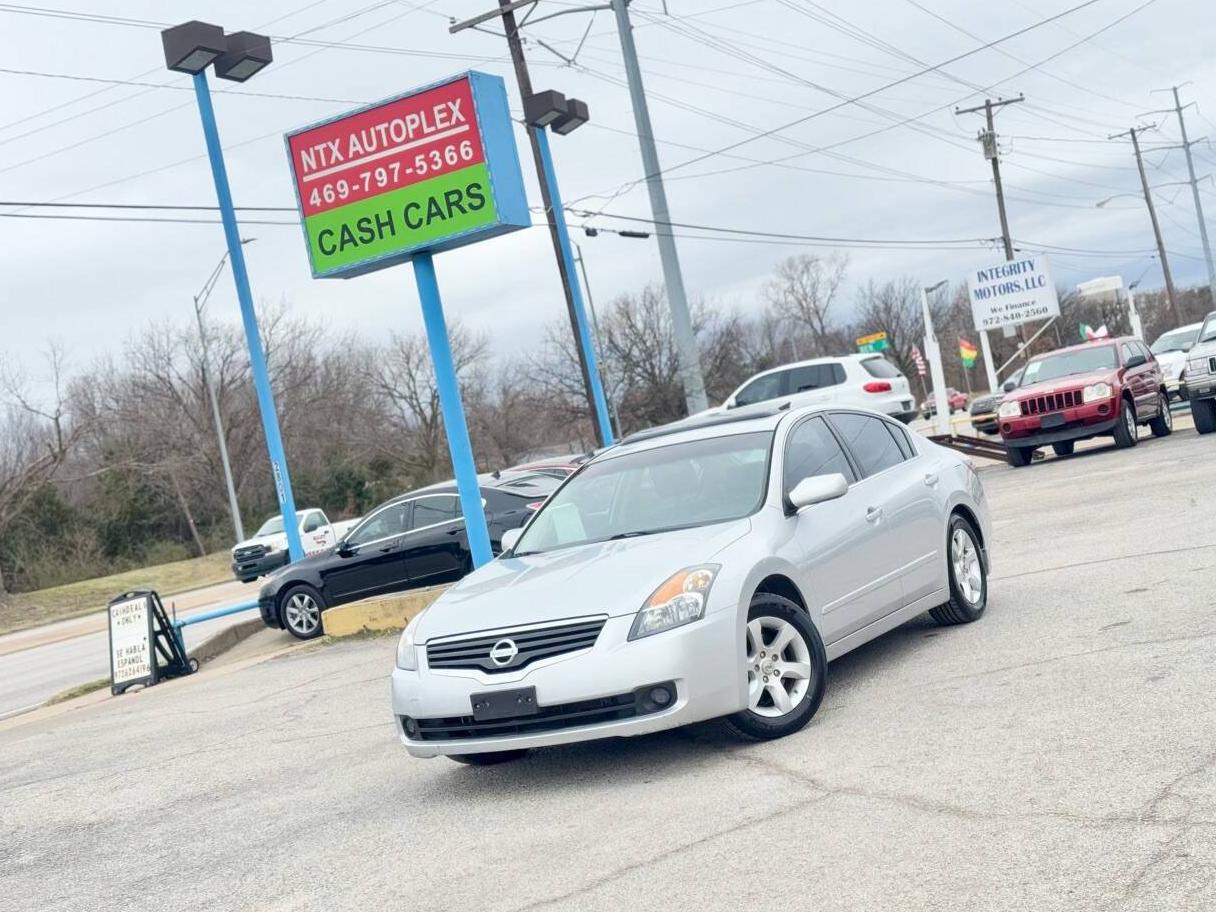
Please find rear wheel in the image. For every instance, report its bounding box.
[448,750,529,766]
[1149,392,1173,438]
[725,594,827,742]
[1051,441,1075,457]
[1193,397,1216,435]
[930,515,987,626]
[1006,445,1033,467]
[279,584,325,640]
[1112,398,1138,449]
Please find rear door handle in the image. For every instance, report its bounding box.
[865,506,883,523]
[924,472,939,487]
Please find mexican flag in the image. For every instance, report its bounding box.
[959,337,978,368]
[1080,323,1110,340]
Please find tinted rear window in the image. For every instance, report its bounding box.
[860,357,901,379]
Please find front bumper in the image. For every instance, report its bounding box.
[392,608,741,758]
[970,411,998,434]
[1000,399,1120,448]
[231,549,288,582]
[1185,376,1216,400]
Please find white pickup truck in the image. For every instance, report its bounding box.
[230,509,361,583]
[1184,310,1216,434]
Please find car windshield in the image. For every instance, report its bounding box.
[1021,346,1117,384]
[254,512,304,537]
[1151,327,1197,354]
[1200,315,1216,344]
[512,431,773,556]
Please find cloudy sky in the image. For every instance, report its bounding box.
[2,0,1215,390]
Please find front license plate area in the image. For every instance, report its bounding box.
[1040,413,1065,429]
[471,687,537,721]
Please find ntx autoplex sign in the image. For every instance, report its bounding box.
[285,72,528,278]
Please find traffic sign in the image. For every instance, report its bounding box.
[857,331,889,353]
[285,72,529,279]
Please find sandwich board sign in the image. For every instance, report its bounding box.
[966,255,1060,331]
[285,71,529,279]
[108,590,197,695]
[284,72,530,568]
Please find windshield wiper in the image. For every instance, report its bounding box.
[608,526,680,540]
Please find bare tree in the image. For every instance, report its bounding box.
[764,253,849,356]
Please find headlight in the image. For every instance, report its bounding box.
[998,400,1021,418]
[628,565,719,640]
[1082,382,1112,403]
[395,610,426,671]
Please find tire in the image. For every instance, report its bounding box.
[1006,445,1033,467]
[724,593,827,742]
[1149,392,1173,438]
[279,584,325,640]
[1112,398,1138,449]
[448,750,529,766]
[1051,441,1075,457]
[1193,397,1216,435]
[930,514,987,626]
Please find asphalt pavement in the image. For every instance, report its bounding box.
[1,425,1214,911]
[0,578,269,719]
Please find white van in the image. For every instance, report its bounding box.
[718,354,917,423]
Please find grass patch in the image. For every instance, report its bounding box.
[0,551,232,636]
[45,677,110,705]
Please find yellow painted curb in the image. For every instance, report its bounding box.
[321,585,449,638]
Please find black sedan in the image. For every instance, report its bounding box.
[258,475,558,639]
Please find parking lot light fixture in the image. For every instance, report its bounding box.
[161,20,226,74]
[213,31,273,83]
[551,98,589,135]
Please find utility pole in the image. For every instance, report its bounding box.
[452,1,606,444]
[955,95,1024,392]
[1111,124,1181,324]
[1158,86,1216,304]
[610,0,708,415]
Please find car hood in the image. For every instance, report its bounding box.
[970,394,999,412]
[412,519,753,641]
[1011,370,1115,398]
[1155,350,1186,379]
[233,532,287,552]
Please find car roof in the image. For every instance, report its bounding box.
[1029,337,1128,359]
[734,352,890,385]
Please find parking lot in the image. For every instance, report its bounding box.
[2,425,1214,912]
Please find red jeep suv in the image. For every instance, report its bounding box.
[998,337,1172,467]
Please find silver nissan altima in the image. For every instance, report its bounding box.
[392,403,991,764]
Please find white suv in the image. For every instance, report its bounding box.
[718,355,917,424]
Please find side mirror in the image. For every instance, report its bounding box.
[1125,353,1147,368]
[787,473,848,513]
[723,396,737,410]
[1002,379,1017,393]
[336,540,356,557]
[501,527,523,554]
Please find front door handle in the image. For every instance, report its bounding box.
[924,472,939,487]
[865,506,883,523]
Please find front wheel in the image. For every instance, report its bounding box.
[279,584,325,640]
[1052,441,1075,457]
[1006,444,1033,467]
[1149,392,1173,438]
[724,594,827,742]
[1112,398,1138,449]
[930,515,987,626]
[1193,397,1216,434]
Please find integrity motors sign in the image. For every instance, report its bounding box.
[966,255,1060,331]
[285,72,529,278]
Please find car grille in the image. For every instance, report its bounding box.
[1020,389,1081,416]
[426,618,606,674]
[234,544,269,561]
[1211,357,1216,375]
[403,685,672,742]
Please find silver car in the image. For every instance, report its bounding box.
[392,404,991,763]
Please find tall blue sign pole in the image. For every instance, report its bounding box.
[192,70,304,562]
[533,128,614,445]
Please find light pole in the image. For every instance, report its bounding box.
[573,240,621,436]
[920,280,951,437]
[192,239,255,544]
[162,20,304,563]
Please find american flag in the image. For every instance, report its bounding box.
[911,345,927,377]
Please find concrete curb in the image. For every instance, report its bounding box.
[191,617,265,666]
[322,585,449,638]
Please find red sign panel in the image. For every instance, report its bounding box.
[286,77,485,218]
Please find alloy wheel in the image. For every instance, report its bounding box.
[951,528,983,605]
[1161,395,1173,431]
[284,592,321,636]
[745,616,813,718]
[1124,404,1136,440]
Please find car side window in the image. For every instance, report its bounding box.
[829,412,906,477]
[411,495,460,529]
[1137,341,1153,361]
[1121,342,1137,364]
[889,424,915,459]
[734,371,786,407]
[783,416,856,494]
[347,503,410,545]
[302,512,323,533]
